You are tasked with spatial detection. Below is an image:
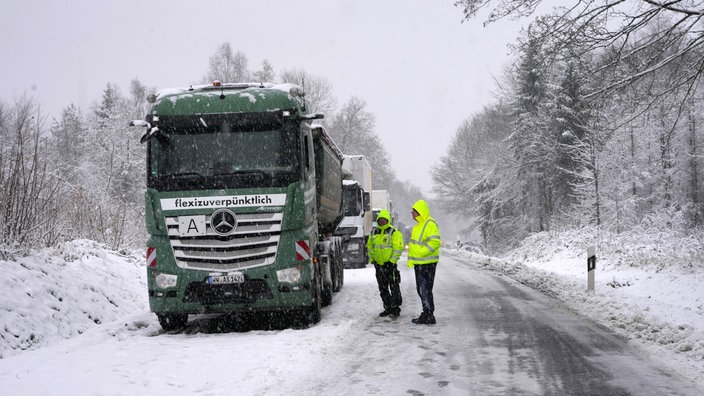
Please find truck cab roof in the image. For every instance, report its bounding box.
[148,82,308,117]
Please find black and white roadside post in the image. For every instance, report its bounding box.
[587,246,596,292]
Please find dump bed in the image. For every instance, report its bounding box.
[312,126,344,234]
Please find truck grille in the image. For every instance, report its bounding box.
[165,212,282,271]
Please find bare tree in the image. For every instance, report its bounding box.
[129,78,151,119]
[0,97,62,256]
[204,42,250,83]
[279,68,337,117]
[455,0,704,103]
[431,105,511,216]
[686,102,702,226]
[252,59,275,83]
[76,83,145,249]
[327,96,394,188]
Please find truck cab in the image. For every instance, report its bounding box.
[133,82,344,330]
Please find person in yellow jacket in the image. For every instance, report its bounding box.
[407,199,440,325]
[366,209,404,319]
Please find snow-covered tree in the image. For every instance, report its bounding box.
[252,59,275,83]
[431,104,518,249]
[327,96,394,188]
[0,96,62,255]
[432,105,511,216]
[279,68,337,117]
[456,0,704,107]
[507,33,555,232]
[204,42,250,83]
[76,83,145,249]
[49,104,87,183]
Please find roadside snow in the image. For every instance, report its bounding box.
[1,229,703,387]
[0,240,147,358]
[451,228,704,385]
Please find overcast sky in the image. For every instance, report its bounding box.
[1,0,538,193]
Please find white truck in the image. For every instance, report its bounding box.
[371,189,394,226]
[334,155,372,269]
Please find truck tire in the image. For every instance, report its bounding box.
[321,279,333,307]
[338,266,344,290]
[338,240,345,289]
[332,241,344,292]
[157,313,188,331]
[332,266,343,292]
[319,242,334,307]
[330,248,340,293]
[306,272,322,325]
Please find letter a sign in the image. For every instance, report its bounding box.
[178,215,206,236]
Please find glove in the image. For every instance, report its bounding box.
[386,262,400,283]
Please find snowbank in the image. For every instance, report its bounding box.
[0,240,147,358]
[2,229,703,387]
[448,228,704,383]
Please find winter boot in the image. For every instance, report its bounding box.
[379,310,390,317]
[411,312,427,324]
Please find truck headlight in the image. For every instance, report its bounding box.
[154,272,178,289]
[276,267,301,283]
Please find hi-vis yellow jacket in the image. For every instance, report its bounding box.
[407,200,440,268]
[366,209,404,265]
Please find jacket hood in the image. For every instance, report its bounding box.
[412,200,430,223]
[376,209,392,229]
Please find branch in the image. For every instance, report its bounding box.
[643,0,704,16]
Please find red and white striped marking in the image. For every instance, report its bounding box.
[146,247,157,267]
[295,240,311,261]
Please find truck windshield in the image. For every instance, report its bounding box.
[147,117,301,191]
[341,184,362,216]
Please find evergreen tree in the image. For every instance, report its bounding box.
[49,104,87,183]
[550,61,591,219]
[507,33,553,232]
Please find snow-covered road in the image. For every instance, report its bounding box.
[0,254,701,395]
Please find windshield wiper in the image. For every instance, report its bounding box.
[213,169,270,179]
[167,172,203,178]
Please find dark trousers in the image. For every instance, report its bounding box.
[414,263,437,314]
[374,263,402,311]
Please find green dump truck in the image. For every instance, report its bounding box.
[131,82,344,330]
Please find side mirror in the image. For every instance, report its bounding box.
[129,120,160,144]
[129,120,149,127]
[302,113,324,120]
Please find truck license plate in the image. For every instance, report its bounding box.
[208,273,245,284]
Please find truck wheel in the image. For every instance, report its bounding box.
[338,241,345,289]
[306,274,322,325]
[157,313,188,331]
[338,263,344,290]
[330,252,340,293]
[318,242,333,306]
[332,269,341,292]
[321,279,333,307]
[332,243,344,292]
